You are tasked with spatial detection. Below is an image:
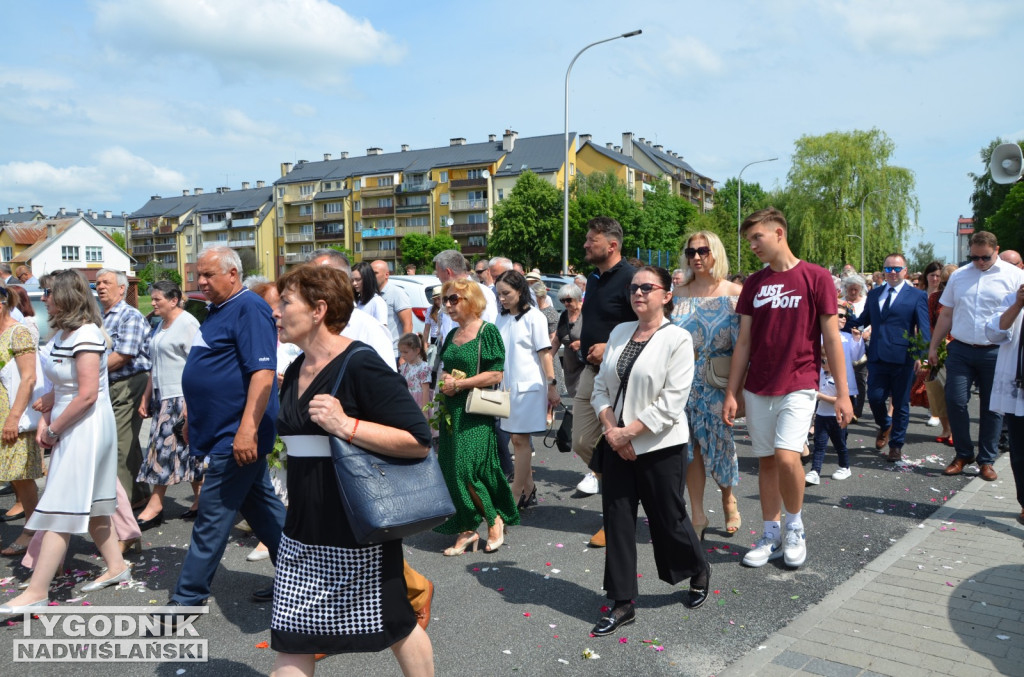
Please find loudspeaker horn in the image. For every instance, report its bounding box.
[990,143,1023,184]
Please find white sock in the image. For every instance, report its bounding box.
[764,521,781,541]
[785,511,803,531]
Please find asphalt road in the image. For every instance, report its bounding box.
[0,404,983,676]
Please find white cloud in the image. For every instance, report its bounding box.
[92,0,404,85]
[0,148,187,208]
[661,36,724,76]
[827,0,1016,55]
[0,67,75,91]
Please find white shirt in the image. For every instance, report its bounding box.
[939,258,1024,345]
[985,289,1024,416]
[357,295,389,328]
[877,280,907,311]
[341,307,397,370]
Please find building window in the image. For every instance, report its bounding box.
[497,189,504,201]
[439,193,449,205]
[187,272,194,282]
[298,204,313,216]
[378,176,394,187]
[300,184,314,196]
[468,213,488,224]
[439,171,448,183]
[85,246,103,262]
[186,235,193,245]
[406,216,428,227]
[353,200,361,212]
[569,162,575,176]
[467,168,484,180]
[323,202,344,214]
[353,179,361,191]
[61,246,80,262]
[468,235,487,247]
[300,244,314,254]
[354,241,361,253]
[0,246,11,261]
[377,197,393,208]
[277,206,284,218]
[277,188,284,198]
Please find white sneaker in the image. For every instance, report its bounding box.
[926,416,941,427]
[804,470,820,486]
[741,536,783,567]
[832,467,852,480]
[783,526,807,568]
[576,472,599,495]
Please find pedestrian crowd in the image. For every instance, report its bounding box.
[0,212,1023,676]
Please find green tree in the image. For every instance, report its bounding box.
[238,248,261,277]
[969,139,1024,251]
[690,177,775,274]
[400,233,460,271]
[571,171,643,268]
[906,241,942,273]
[110,231,126,251]
[987,182,1024,252]
[638,178,699,258]
[488,171,564,270]
[784,129,918,271]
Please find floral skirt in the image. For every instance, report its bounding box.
[137,396,204,486]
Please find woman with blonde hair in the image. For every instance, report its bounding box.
[671,230,744,538]
[0,270,130,613]
[435,277,519,555]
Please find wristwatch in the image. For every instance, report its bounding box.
[548,378,557,386]
[45,426,59,440]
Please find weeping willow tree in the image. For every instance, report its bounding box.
[784,129,918,272]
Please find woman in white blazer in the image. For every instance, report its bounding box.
[588,266,711,637]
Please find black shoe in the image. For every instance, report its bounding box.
[180,508,198,520]
[148,601,204,636]
[591,604,635,636]
[682,563,711,609]
[251,584,274,603]
[0,510,25,522]
[136,512,164,531]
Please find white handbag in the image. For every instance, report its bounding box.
[0,347,48,433]
[461,322,510,418]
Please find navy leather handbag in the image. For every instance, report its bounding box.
[328,346,455,545]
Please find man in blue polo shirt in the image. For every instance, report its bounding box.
[170,246,285,609]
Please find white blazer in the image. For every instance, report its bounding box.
[591,318,694,456]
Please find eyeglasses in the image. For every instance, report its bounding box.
[475,268,487,275]
[684,246,712,259]
[442,295,461,306]
[883,266,904,273]
[837,312,849,319]
[628,283,666,295]
[968,254,992,262]
[42,289,51,299]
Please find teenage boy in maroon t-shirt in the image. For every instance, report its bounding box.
[723,207,853,569]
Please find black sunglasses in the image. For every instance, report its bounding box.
[968,254,992,262]
[684,246,712,259]
[628,283,666,295]
[442,295,461,306]
[475,268,487,274]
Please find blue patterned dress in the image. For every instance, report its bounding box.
[671,295,740,487]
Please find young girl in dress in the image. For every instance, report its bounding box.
[398,333,431,414]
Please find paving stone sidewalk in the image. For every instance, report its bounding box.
[723,453,1024,677]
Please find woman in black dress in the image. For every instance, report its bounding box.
[270,264,434,676]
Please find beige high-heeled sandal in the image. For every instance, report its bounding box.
[443,532,479,557]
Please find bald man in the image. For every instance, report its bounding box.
[1000,250,1024,269]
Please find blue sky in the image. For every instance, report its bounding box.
[2,0,1022,263]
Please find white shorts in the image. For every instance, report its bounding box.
[744,389,817,457]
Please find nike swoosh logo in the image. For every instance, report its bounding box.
[752,290,794,308]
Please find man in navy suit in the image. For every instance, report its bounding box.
[849,253,931,462]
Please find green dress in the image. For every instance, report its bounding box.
[434,322,520,535]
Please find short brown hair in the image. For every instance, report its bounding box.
[586,216,624,245]
[883,252,906,265]
[442,278,486,318]
[970,231,998,248]
[740,207,788,235]
[276,264,354,334]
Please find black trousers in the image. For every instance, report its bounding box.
[600,443,707,601]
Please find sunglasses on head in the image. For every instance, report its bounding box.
[968,254,992,262]
[684,246,712,259]
[628,283,665,295]
[883,266,904,273]
[442,295,461,306]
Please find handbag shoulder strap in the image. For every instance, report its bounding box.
[328,345,374,399]
[610,323,671,422]
[475,322,485,376]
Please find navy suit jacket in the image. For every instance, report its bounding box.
[849,284,931,365]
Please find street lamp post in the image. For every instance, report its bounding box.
[858,188,890,273]
[563,30,642,274]
[736,157,778,273]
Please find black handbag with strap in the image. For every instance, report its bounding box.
[328,346,455,544]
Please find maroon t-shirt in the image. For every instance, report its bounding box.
[736,261,838,396]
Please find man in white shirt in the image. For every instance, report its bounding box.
[930,231,1024,480]
[371,260,412,358]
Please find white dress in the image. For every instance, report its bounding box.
[497,307,550,434]
[26,324,118,534]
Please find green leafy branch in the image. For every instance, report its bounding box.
[904,330,946,370]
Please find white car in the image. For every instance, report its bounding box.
[387,274,441,335]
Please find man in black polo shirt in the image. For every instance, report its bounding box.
[572,217,637,547]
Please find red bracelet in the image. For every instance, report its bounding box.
[348,418,360,443]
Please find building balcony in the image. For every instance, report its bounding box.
[361,248,397,260]
[131,227,153,237]
[282,194,314,204]
[359,184,396,197]
[451,177,487,189]
[461,245,487,255]
[315,224,346,238]
[158,224,174,234]
[232,217,257,227]
[285,231,315,243]
[396,203,430,215]
[317,231,345,242]
[361,227,396,239]
[397,181,433,194]
[362,205,395,217]
[132,244,154,255]
[202,240,228,250]
[451,223,489,236]
[286,211,314,223]
[201,220,228,232]
[450,198,487,212]
[317,211,345,222]
[284,252,303,263]
[396,224,431,237]
[153,243,178,253]
[230,238,256,248]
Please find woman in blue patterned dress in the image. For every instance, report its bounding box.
[671,231,743,538]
